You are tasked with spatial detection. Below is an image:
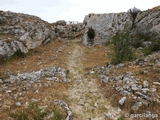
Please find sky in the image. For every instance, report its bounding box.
[0,0,160,23]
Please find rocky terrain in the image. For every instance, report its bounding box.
[0,5,160,120]
[82,6,160,45]
[0,11,83,60]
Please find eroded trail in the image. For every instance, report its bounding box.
[66,40,121,120]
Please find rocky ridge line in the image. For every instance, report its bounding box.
[0,11,83,61]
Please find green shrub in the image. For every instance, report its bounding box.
[87,27,95,44]
[52,106,63,120]
[13,49,26,58]
[118,115,125,120]
[87,27,95,39]
[111,31,136,65]
[150,40,160,52]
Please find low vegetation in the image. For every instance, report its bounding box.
[111,30,160,65]
[10,103,63,120]
[111,31,136,65]
[0,49,26,64]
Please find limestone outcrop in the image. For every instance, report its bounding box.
[82,6,160,45]
[0,11,55,59]
[0,11,83,60]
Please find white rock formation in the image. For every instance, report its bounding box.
[82,6,160,45]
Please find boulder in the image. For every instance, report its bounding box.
[118,97,127,105]
[55,20,66,26]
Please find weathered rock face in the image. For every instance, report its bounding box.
[82,6,160,45]
[55,23,84,39]
[0,40,28,58]
[82,13,132,45]
[0,11,56,49]
[135,6,160,34]
[0,11,83,59]
[0,11,55,59]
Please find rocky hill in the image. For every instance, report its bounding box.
[0,11,83,60]
[82,6,160,45]
[0,5,160,120]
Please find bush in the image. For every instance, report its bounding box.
[87,27,95,43]
[111,31,136,65]
[13,49,26,58]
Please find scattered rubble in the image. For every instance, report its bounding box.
[96,51,160,113]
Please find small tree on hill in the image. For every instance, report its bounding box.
[127,7,141,28]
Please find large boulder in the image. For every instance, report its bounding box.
[0,40,28,59]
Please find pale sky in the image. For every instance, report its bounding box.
[0,0,160,23]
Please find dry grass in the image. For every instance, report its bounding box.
[98,56,160,117]
[0,38,111,119]
[1,38,159,119]
[0,34,16,42]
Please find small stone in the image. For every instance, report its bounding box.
[118,108,122,112]
[118,97,127,105]
[39,105,48,110]
[151,88,156,92]
[131,84,139,91]
[44,83,48,87]
[6,90,12,93]
[0,79,3,84]
[16,102,21,107]
[141,88,149,94]
[120,90,130,95]
[136,92,151,101]
[143,80,148,88]
[104,112,112,117]
[46,77,57,81]
[37,56,41,60]
[133,96,137,100]
[24,102,29,108]
[31,98,38,103]
[90,89,97,93]
[35,90,39,93]
[153,82,160,86]
[90,71,95,74]
[138,85,142,89]
[131,102,142,110]
[99,75,108,83]
[94,102,98,107]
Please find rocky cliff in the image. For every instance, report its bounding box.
[82,6,160,45]
[0,11,83,60]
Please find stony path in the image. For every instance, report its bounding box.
[0,39,122,120]
[65,40,121,120]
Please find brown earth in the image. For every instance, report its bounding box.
[0,38,159,120]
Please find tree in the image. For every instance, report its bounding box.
[127,7,141,28]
